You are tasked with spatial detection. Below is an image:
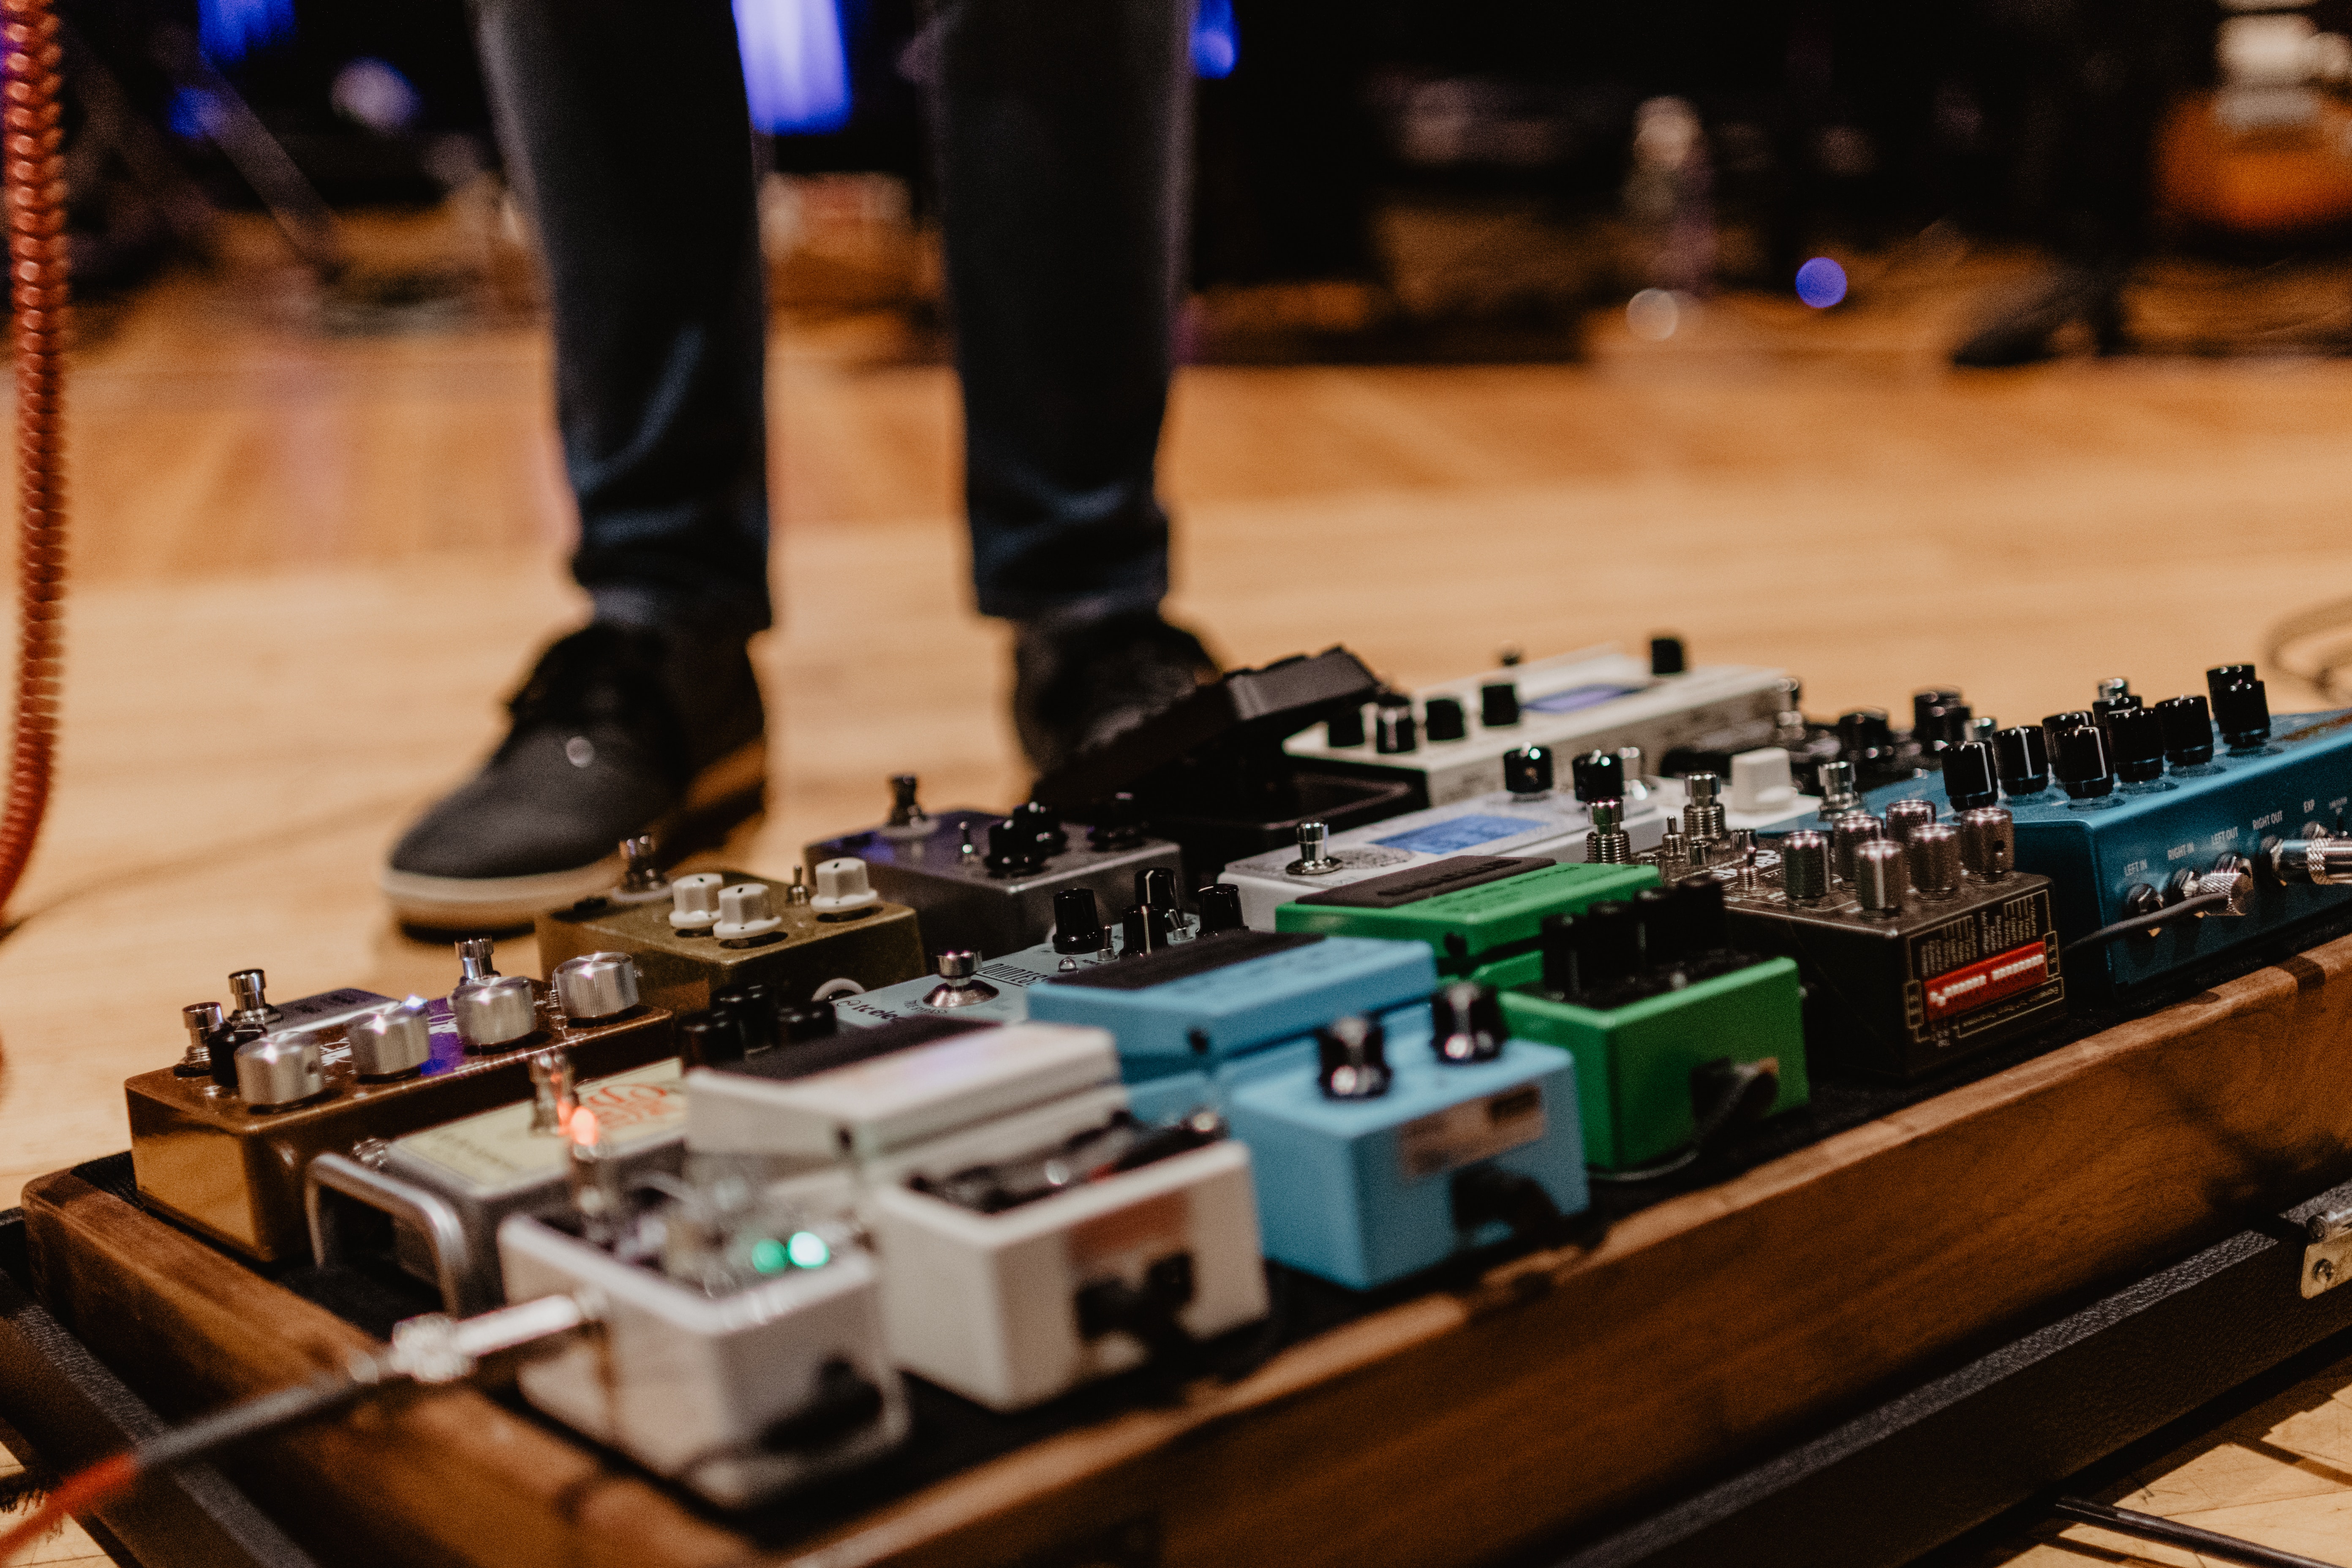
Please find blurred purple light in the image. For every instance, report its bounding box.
[199,0,294,66]
[736,0,852,136]
[1192,0,1238,78]
[1795,257,1848,310]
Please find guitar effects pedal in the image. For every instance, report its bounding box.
[1718,809,2066,1076]
[1859,669,2352,1003]
[1269,855,1661,987]
[307,1056,689,1313]
[1495,878,1808,1171]
[806,778,1185,959]
[1220,985,1588,1289]
[125,947,675,1262]
[1218,745,1673,929]
[501,1178,907,1506]
[1279,640,1794,808]
[536,857,926,1015]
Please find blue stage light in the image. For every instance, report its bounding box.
[1795,257,1848,310]
[736,0,852,136]
[198,0,294,67]
[1192,0,1238,79]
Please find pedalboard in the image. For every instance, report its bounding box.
[1270,856,1661,986]
[125,950,675,1262]
[1497,878,1809,1171]
[1280,640,1796,807]
[1860,669,2352,1003]
[538,859,925,1016]
[806,779,1185,959]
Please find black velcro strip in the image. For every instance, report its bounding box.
[1288,856,1549,910]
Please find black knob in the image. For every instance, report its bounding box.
[1424,697,1467,743]
[1912,689,1963,732]
[1430,982,1506,1064]
[1052,887,1105,953]
[2042,710,2095,751]
[1316,1015,1391,1100]
[2091,694,2142,730]
[2052,725,2114,799]
[2156,694,2214,767]
[1674,874,1728,954]
[2206,664,2258,703]
[1571,748,1625,803]
[1838,708,1896,758]
[1539,912,1584,998]
[1325,705,1366,748]
[1119,904,1164,957]
[1919,701,1971,752]
[1632,885,1686,969]
[2106,705,2165,783]
[2211,677,2272,750]
[1576,901,1642,989]
[1135,867,1179,910]
[1942,741,2000,811]
[1374,698,1418,754]
[717,983,779,1054]
[1195,882,1244,936]
[779,1000,838,1043]
[1650,636,1687,676]
[677,1012,743,1069]
[1012,800,1067,856]
[210,1020,263,1089]
[985,817,1044,876]
[1086,792,1146,851]
[1993,725,2050,796]
[1503,746,1554,795]
[1481,681,1521,727]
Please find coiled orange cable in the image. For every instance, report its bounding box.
[0,0,63,919]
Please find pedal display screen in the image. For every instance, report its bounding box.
[1523,682,1641,715]
[1374,815,1545,855]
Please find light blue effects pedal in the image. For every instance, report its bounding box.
[1221,985,1588,1290]
[1859,670,2352,1001]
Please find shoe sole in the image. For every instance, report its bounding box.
[378,738,769,931]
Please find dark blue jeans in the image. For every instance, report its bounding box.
[471,0,1189,637]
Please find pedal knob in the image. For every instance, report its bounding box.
[453,974,539,1051]
[2156,694,2215,768]
[1424,697,1467,743]
[552,951,640,1021]
[1571,748,1625,804]
[1011,799,1068,856]
[810,857,880,912]
[1956,806,2016,880]
[236,1028,327,1109]
[669,871,725,930]
[1911,688,1963,733]
[1941,742,1999,811]
[1135,866,1179,909]
[1728,748,1796,815]
[1317,1015,1391,1100]
[1086,792,1148,850]
[713,883,783,944]
[2106,705,2166,783]
[1780,830,1831,903]
[1884,798,1938,844]
[1287,820,1343,875]
[2210,674,2272,750]
[1503,746,1553,796]
[1480,681,1521,727]
[1853,838,1909,915]
[2053,724,2115,800]
[346,997,433,1079]
[1993,726,2050,797]
[1674,873,1730,952]
[923,951,1000,1009]
[1430,982,1506,1064]
[1374,697,1418,754]
[1052,887,1106,953]
[1195,882,1245,936]
[1908,823,1962,899]
[1325,704,1367,748]
[1830,812,1886,883]
[1650,636,1686,676]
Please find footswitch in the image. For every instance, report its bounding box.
[126,949,675,1262]
[1269,857,1661,986]
[1281,641,1795,808]
[1497,879,1808,1171]
[1218,746,1671,929]
[1719,812,2066,1077]
[537,858,925,1015]
[869,1115,1267,1410]
[806,782,1185,959]
[501,1190,907,1506]
[1859,672,2352,1002]
[308,1056,689,1313]
[1222,986,1589,1289]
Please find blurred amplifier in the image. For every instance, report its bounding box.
[1281,639,1797,808]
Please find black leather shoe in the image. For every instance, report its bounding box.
[379,623,765,929]
[1012,611,1219,776]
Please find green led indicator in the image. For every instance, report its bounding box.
[786,1230,830,1269]
[749,1237,789,1274]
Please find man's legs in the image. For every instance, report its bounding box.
[381,0,770,927]
[928,0,1218,774]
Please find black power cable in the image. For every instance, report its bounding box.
[2060,892,2230,960]
[2053,1495,2345,1568]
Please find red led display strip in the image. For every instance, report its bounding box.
[1925,941,2050,1022]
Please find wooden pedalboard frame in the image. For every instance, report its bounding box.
[24,929,2352,1568]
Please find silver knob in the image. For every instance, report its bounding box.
[1817,760,1861,816]
[1288,820,1343,875]
[810,857,879,912]
[236,1028,327,1109]
[1584,799,1632,864]
[1682,772,1726,842]
[1830,812,1885,883]
[669,871,725,930]
[551,952,640,1021]
[227,969,280,1027]
[453,974,539,1051]
[1908,823,1962,899]
[346,996,434,1079]
[713,882,782,944]
[614,835,668,901]
[1884,798,1938,844]
[1781,830,1831,902]
[922,950,1000,1009]
[180,1002,224,1071]
[1956,807,2015,881]
[454,938,498,984]
[1853,838,1909,914]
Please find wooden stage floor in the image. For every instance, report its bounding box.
[8,224,2352,1565]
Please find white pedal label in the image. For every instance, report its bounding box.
[1396,1085,1546,1182]
[397,1059,684,1190]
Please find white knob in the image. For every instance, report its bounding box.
[713,882,782,942]
[810,857,877,913]
[669,871,725,930]
[1727,747,1795,815]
